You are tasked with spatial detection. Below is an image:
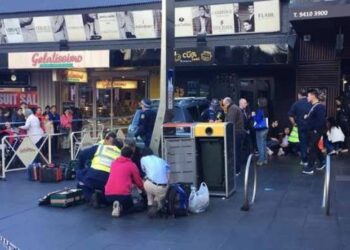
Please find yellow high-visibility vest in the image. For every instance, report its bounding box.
[91,145,121,173]
[288,126,300,143]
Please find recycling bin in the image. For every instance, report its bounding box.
[162,123,197,187]
[194,122,235,198]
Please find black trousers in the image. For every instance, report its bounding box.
[306,130,325,170]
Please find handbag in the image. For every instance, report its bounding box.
[254,110,269,130]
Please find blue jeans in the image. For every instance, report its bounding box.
[298,130,308,163]
[256,129,268,162]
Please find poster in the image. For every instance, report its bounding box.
[234,2,256,33]
[0,20,7,44]
[82,14,102,40]
[175,7,193,37]
[64,15,86,41]
[117,11,136,39]
[3,18,23,43]
[192,5,212,35]
[50,16,67,41]
[19,18,37,42]
[254,0,280,32]
[98,12,120,40]
[133,10,156,38]
[211,4,234,35]
[16,137,39,167]
[33,16,54,42]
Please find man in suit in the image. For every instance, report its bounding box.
[248,4,255,32]
[233,3,241,33]
[193,5,212,35]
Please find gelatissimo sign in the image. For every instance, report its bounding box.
[290,0,350,20]
[175,48,214,65]
[8,50,109,69]
[65,70,88,83]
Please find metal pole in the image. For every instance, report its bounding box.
[48,134,52,164]
[1,137,6,179]
[150,0,175,155]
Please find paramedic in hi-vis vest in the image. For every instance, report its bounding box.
[79,134,123,208]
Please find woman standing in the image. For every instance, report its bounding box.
[60,108,73,149]
[253,97,269,166]
[19,108,44,145]
[335,96,350,152]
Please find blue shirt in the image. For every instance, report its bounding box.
[141,155,170,185]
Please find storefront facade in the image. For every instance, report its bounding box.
[0,0,295,126]
[290,0,350,116]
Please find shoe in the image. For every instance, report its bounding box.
[302,169,314,175]
[316,164,326,171]
[267,148,274,156]
[300,161,308,166]
[90,192,100,209]
[112,201,122,217]
[235,171,241,177]
[341,149,349,153]
[256,161,263,166]
[263,160,268,165]
[147,205,158,218]
[277,148,285,156]
[328,150,337,156]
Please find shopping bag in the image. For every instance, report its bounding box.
[189,182,210,213]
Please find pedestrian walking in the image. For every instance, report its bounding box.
[302,89,326,175]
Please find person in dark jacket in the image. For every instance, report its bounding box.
[11,108,26,128]
[302,89,326,175]
[223,97,245,175]
[134,98,156,147]
[201,98,225,122]
[335,96,350,152]
[288,89,312,166]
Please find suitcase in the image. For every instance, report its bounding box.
[50,188,84,208]
[39,166,63,182]
[27,163,41,181]
[60,163,76,180]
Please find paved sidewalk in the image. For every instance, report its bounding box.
[0,154,349,250]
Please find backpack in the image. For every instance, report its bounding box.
[164,183,189,218]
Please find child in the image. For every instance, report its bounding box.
[43,114,54,135]
[325,117,345,155]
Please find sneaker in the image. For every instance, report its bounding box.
[256,161,263,166]
[112,201,122,217]
[277,148,285,156]
[267,148,274,156]
[235,171,241,177]
[302,169,314,175]
[90,192,100,209]
[263,160,268,165]
[300,161,308,166]
[316,164,326,171]
[328,150,337,156]
[341,149,349,153]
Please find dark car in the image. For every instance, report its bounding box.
[127,97,210,146]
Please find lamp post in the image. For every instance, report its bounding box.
[150,0,175,155]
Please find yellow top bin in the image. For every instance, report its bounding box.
[194,122,226,137]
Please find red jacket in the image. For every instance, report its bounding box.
[105,156,144,196]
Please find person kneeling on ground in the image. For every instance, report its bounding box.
[105,146,146,217]
[79,136,123,207]
[141,147,170,218]
[325,117,345,155]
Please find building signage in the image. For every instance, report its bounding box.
[290,0,350,20]
[0,0,280,45]
[175,48,214,65]
[96,80,138,89]
[65,70,88,83]
[0,91,38,108]
[8,50,110,69]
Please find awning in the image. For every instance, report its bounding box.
[0,0,161,15]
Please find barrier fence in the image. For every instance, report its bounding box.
[0,125,128,180]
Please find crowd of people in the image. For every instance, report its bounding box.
[200,89,349,176]
[0,102,83,155]
[77,132,170,218]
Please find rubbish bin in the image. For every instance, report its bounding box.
[162,123,197,186]
[194,122,235,198]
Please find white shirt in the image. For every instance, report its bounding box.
[327,126,345,143]
[141,155,170,185]
[20,114,44,144]
[200,17,206,33]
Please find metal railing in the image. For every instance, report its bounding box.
[322,155,331,216]
[241,154,257,211]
